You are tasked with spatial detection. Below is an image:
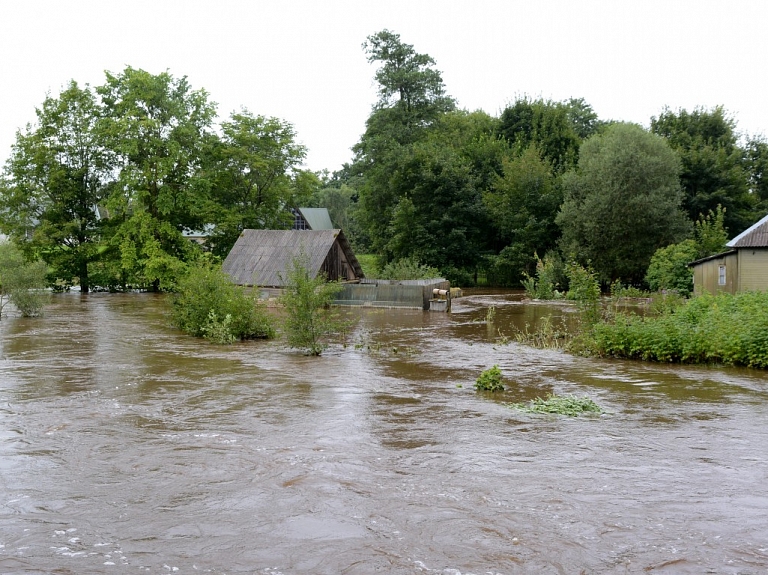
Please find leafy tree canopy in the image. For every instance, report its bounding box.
[1,81,109,292]
[206,109,307,256]
[498,97,581,172]
[557,123,690,284]
[651,106,755,233]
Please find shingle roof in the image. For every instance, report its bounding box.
[222,229,362,287]
[727,213,768,248]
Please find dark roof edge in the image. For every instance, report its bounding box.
[334,229,365,279]
[688,250,738,267]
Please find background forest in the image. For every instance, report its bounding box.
[2,30,767,292]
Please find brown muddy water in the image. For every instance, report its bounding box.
[1,292,768,575]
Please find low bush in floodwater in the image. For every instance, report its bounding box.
[279,254,344,356]
[507,394,603,417]
[475,365,504,392]
[171,261,275,343]
[580,291,768,368]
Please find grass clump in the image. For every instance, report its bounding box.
[507,393,603,417]
[171,260,275,343]
[513,316,573,349]
[475,365,505,392]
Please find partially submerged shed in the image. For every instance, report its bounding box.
[223,229,363,288]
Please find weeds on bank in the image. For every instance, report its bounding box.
[507,394,604,417]
[582,291,768,368]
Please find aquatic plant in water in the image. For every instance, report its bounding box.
[475,365,505,392]
[507,394,603,417]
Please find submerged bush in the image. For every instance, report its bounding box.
[171,261,275,343]
[0,242,50,318]
[279,254,344,356]
[522,253,564,300]
[475,365,505,392]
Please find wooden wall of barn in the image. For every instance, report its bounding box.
[320,240,359,282]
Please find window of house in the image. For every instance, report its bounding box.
[718,265,726,286]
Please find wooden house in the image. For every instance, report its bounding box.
[689,213,768,295]
[222,229,363,288]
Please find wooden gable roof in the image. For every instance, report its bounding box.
[222,229,363,287]
[727,213,768,248]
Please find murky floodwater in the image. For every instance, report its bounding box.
[1,292,767,574]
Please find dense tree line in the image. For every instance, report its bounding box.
[0,68,311,292]
[2,30,767,292]
[332,29,767,287]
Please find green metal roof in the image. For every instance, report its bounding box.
[298,207,334,230]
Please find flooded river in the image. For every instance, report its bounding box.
[1,292,767,574]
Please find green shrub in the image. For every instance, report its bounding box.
[279,254,344,356]
[0,242,51,318]
[200,310,237,345]
[581,291,768,368]
[565,261,600,302]
[522,253,563,300]
[609,281,648,299]
[439,265,475,287]
[171,261,275,343]
[645,239,698,295]
[475,365,505,392]
[379,257,441,280]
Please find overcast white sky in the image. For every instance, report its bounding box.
[2,0,767,172]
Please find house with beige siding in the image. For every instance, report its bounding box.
[689,213,768,295]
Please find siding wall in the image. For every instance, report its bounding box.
[738,248,768,291]
[693,252,738,295]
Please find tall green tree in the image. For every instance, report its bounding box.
[557,123,690,284]
[0,81,109,292]
[650,106,754,233]
[207,109,307,256]
[353,30,456,255]
[97,67,216,290]
[483,145,561,284]
[563,97,606,140]
[382,110,505,283]
[745,135,768,213]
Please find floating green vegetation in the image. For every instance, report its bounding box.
[507,394,603,417]
[475,365,504,392]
